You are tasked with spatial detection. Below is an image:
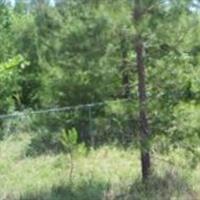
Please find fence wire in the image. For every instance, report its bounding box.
[0,98,140,147]
[0,97,197,171]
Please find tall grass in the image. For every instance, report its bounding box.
[0,134,199,200]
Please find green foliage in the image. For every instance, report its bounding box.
[92,100,138,146]
[0,0,200,181]
[0,55,28,115]
[59,128,88,157]
[59,128,78,153]
[0,55,26,73]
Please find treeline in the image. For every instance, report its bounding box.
[1,0,134,112]
[0,0,200,160]
[0,0,136,145]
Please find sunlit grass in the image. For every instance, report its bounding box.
[0,134,200,200]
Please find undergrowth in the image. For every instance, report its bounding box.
[0,134,199,200]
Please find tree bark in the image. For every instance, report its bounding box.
[134,0,151,182]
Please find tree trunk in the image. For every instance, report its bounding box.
[134,0,151,182]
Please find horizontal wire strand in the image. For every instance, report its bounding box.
[0,98,131,120]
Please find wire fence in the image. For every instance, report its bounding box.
[0,98,131,120]
[0,98,140,149]
[0,97,198,170]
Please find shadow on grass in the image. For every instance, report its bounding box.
[20,170,197,200]
[126,170,197,200]
[20,181,108,200]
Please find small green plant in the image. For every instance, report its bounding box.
[59,128,78,183]
[59,128,78,153]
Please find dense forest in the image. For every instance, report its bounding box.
[1,0,200,199]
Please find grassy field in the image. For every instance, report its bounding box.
[0,134,200,200]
